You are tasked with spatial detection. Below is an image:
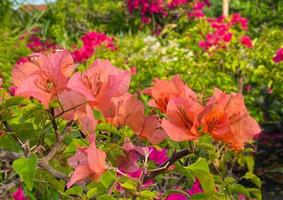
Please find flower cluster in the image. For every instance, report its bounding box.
[145,75,261,151]
[126,0,210,27]
[273,48,283,63]
[11,50,260,191]
[20,28,58,52]
[199,13,253,51]
[189,0,210,19]
[71,32,116,63]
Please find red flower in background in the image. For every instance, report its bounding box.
[12,187,27,200]
[273,48,283,63]
[71,32,116,63]
[240,35,253,48]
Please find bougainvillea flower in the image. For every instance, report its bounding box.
[187,179,203,196]
[118,141,148,177]
[230,13,248,30]
[149,146,168,165]
[138,115,167,144]
[166,193,188,200]
[104,93,145,133]
[144,75,197,113]
[8,86,17,96]
[12,187,27,200]
[273,48,283,63]
[240,35,253,48]
[72,32,116,63]
[162,97,203,141]
[200,88,261,151]
[16,57,29,65]
[67,59,131,112]
[67,141,106,188]
[57,90,97,135]
[12,50,75,107]
[238,194,247,200]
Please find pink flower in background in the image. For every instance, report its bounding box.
[238,194,247,200]
[71,32,116,63]
[273,48,283,63]
[199,14,251,52]
[0,78,2,88]
[230,13,248,30]
[166,193,188,200]
[12,187,27,200]
[267,87,273,94]
[187,179,203,196]
[167,0,188,9]
[149,147,168,165]
[240,35,253,48]
[245,85,252,92]
[16,57,29,65]
[130,66,137,75]
[9,86,17,96]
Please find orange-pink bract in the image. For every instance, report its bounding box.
[144,74,197,113]
[161,97,203,141]
[67,59,131,112]
[138,115,167,144]
[200,88,261,151]
[104,93,166,144]
[67,140,106,188]
[104,93,145,133]
[12,50,74,107]
[57,90,97,135]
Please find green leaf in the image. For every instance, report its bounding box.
[243,172,261,188]
[97,194,115,200]
[65,186,83,196]
[186,158,215,194]
[12,154,38,191]
[175,162,194,180]
[87,187,98,198]
[140,190,158,199]
[63,138,88,154]
[248,188,262,200]
[228,183,251,198]
[244,156,255,172]
[3,96,27,107]
[100,170,116,189]
[96,123,120,136]
[121,180,137,191]
[93,110,105,121]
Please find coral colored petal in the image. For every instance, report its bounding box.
[67,165,90,188]
[161,119,196,141]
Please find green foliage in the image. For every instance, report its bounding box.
[12,154,38,191]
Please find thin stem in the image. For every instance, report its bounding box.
[51,102,87,119]
[43,121,73,162]
[50,108,59,141]
[143,148,191,183]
